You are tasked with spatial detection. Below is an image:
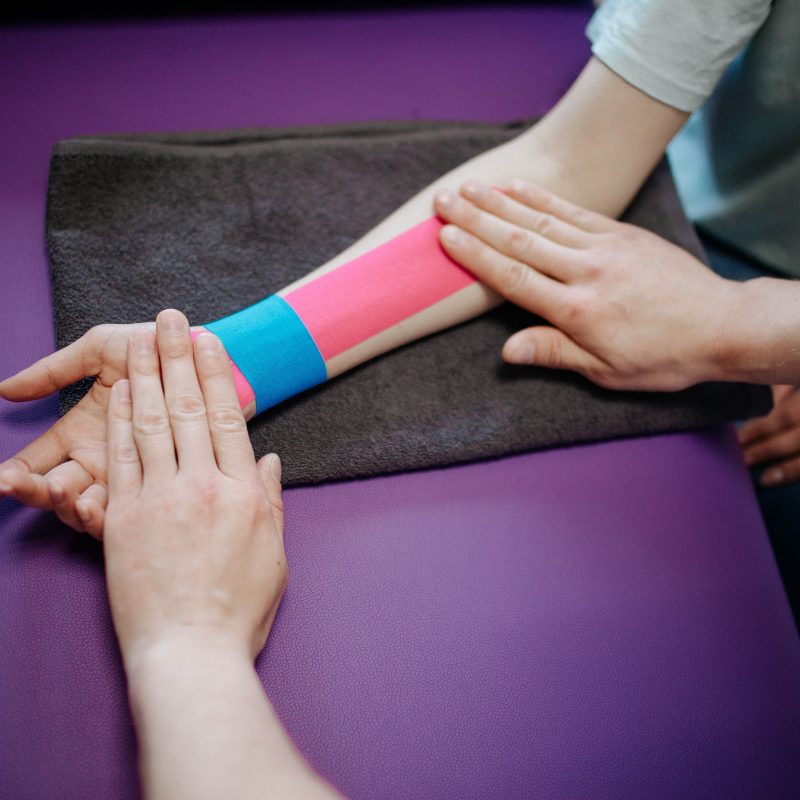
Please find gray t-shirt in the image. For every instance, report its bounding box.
[588,0,799,276]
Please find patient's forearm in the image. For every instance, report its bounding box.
[303,57,688,280]
[204,58,689,418]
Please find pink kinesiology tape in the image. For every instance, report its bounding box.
[195,216,475,413]
[283,216,476,360]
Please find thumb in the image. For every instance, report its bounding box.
[503,326,602,377]
[257,453,284,540]
[0,329,103,401]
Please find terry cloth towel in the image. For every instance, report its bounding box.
[47,120,770,486]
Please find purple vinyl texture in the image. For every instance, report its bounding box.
[1,7,799,800]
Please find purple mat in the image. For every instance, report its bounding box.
[1,7,799,799]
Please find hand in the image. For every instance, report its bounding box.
[104,309,286,669]
[0,322,151,536]
[433,180,745,392]
[739,385,800,487]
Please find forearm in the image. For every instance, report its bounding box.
[127,637,339,800]
[203,58,690,417]
[301,56,688,282]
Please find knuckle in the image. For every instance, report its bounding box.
[114,443,139,464]
[134,410,170,435]
[539,332,563,368]
[134,355,159,376]
[42,359,61,389]
[169,393,206,420]
[578,253,604,280]
[563,293,593,327]
[194,476,220,508]
[532,213,553,238]
[501,260,529,297]
[269,494,285,521]
[571,205,593,229]
[85,325,105,350]
[506,228,532,260]
[208,405,247,432]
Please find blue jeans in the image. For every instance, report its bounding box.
[701,233,800,628]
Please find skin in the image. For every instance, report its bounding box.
[105,309,339,800]
[432,178,800,453]
[739,385,800,487]
[0,57,690,533]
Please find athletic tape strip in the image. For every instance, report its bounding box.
[204,295,327,415]
[283,216,476,361]
[203,216,476,413]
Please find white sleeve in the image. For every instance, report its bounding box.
[586,0,772,112]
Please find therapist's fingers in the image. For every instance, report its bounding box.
[758,454,800,488]
[505,180,615,234]
[458,181,590,248]
[435,189,578,282]
[193,331,257,479]
[742,426,800,470]
[107,379,142,499]
[156,309,215,472]
[738,385,796,446]
[257,453,284,543]
[128,330,176,480]
[439,224,568,319]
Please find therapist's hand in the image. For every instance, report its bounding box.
[104,310,286,669]
[739,385,800,487]
[434,180,745,392]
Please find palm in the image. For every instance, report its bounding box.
[0,322,149,535]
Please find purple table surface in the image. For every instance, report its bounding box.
[1,7,799,800]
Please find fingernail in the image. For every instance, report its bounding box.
[75,500,91,523]
[132,330,154,352]
[440,225,463,245]
[0,481,12,493]
[195,332,221,354]
[270,453,282,483]
[49,481,65,502]
[435,189,453,207]
[114,379,131,400]
[761,468,784,487]
[159,309,186,333]
[506,339,535,364]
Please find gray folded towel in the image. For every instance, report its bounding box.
[46,120,770,485]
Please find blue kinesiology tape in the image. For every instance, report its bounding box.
[206,295,327,414]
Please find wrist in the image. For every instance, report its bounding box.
[124,630,253,697]
[714,277,800,385]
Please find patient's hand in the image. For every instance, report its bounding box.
[434,180,747,392]
[739,385,800,487]
[0,322,151,536]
